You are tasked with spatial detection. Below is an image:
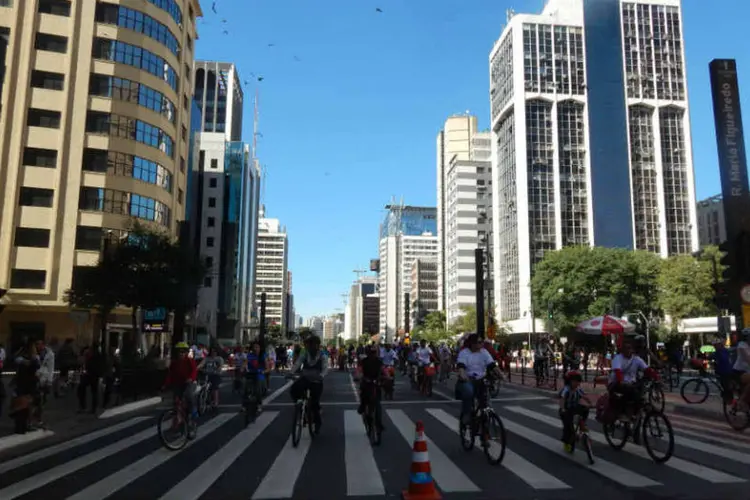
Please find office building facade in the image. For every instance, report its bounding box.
[696,194,725,247]
[378,204,438,341]
[436,115,493,324]
[256,207,289,332]
[192,61,260,342]
[410,259,439,328]
[489,0,698,332]
[0,0,202,347]
[345,276,378,339]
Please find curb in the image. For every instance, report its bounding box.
[98,396,162,419]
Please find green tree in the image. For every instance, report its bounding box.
[530,246,661,333]
[658,251,716,325]
[411,311,451,344]
[450,306,477,335]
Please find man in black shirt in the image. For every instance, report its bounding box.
[357,345,384,430]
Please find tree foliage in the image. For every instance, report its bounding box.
[530,246,661,333]
[658,248,718,324]
[411,311,451,344]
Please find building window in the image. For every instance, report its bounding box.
[75,226,103,250]
[91,38,178,92]
[95,4,180,56]
[208,197,216,207]
[89,74,176,123]
[85,112,175,157]
[78,187,171,226]
[146,0,182,26]
[30,70,64,90]
[177,188,183,204]
[210,159,218,169]
[183,95,189,111]
[83,149,173,193]
[14,227,50,248]
[206,237,214,247]
[10,269,46,289]
[209,178,217,188]
[38,0,71,16]
[35,33,68,53]
[182,125,187,140]
[180,156,185,173]
[207,216,215,227]
[27,108,61,128]
[205,256,213,267]
[19,187,54,207]
[23,147,57,168]
[203,277,212,287]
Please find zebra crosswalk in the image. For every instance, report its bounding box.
[0,400,748,499]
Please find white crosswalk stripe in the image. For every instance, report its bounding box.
[0,402,748,499]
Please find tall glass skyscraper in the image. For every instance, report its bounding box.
[489,0,698,333]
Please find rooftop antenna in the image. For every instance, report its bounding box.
[506,8,515,23]
[353,269,368,279]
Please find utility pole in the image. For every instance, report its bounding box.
[475,248,485,338]
[404,292,411,335]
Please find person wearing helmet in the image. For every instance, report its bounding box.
[733,328,750,411]
[288,335,328,432]
[163,342,198,419]
[558,370,592,452]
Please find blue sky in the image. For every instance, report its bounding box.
[195,0,750,320]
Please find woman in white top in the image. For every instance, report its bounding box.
[456,334,502,423]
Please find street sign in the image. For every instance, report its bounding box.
[144,323,165,333]
[741,285,750,304]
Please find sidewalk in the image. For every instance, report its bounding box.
[0,375,163,454]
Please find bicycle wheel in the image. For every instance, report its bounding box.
[291,402,304,447]
[680,378,708,404]
[603,420,629,450]
[642,411,674,463]
[459,411,474,451]
[723,399,750,431]
[581,433,595,465]
[481,412,506,465]
[649,384,666,413]
[198,388,209,415]
[157,409,188,451]
[307,404,318,439]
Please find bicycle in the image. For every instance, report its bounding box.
[242,375,262,428]
[420,364,435,397]
[157,393,197,451]
[195,375,214,415]
[289,376,321,447]
[680,371,728,405]
[568,412,594,465]
[459,377,506,465]
[721,379,750,431]
[361,378,382,446]
[602,385,674,463]
[643,377,666,413]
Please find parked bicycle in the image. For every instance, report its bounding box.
[459,377,506,465]
[157,394,197,451]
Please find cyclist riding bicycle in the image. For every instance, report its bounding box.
[456,334,502,423]
[163,342,198,419]
[289,335,328,432]
[357,345,386,430]
[608,338,659,418]
[558,370,593,452]
[733,328,750,412]
[243,341,270,411]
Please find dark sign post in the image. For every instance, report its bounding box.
[710,59,750,327]
[475,248,485,339]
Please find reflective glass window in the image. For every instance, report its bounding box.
[96,4,180,56]
[92,38,178,92]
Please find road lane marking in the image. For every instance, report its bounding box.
[0,424,154,499]
[344,410,385,496]
[252,433,313,499]
[160,412,278,500]
[426,409,569,490]
[387,409,480,493]
[506,406,744,484]
[264,380,294,405]
[501,413,660,487]
[348,372,360,404]
[66,414,235,500]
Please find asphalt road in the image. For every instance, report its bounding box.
[0,370,748,500]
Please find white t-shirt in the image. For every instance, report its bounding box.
[381,348,397,366]
[609,354,648,384]
[416,347,433,365]
[457,348,495,379]
[733,341,750,372]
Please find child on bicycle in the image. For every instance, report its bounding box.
[559,370,592,453]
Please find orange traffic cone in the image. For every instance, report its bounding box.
[402,421,442,500]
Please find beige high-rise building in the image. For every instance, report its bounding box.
[0,0,202,347]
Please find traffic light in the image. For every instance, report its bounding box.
[712,281,730,310]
